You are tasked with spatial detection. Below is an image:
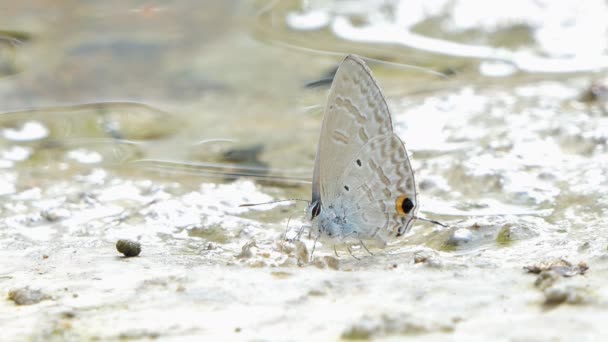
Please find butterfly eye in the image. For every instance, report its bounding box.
[395,195,414,215]
[311,202,321,219]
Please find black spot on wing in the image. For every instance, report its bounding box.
[311,202,321,218]
[401,197,414,214]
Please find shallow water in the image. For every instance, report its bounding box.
[1,0,608,340]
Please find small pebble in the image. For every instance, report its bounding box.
[445,228,473,246]
[524,259,587,277]
[61,311,76,319]
[8,286,51,305]
[116,239,141,257]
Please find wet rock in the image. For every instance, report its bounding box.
[8,287,52,305]
[524,259,588,277]
[116,239,141,257]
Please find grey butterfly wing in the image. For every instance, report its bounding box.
[312,55,394,206]
[334,134,418,241]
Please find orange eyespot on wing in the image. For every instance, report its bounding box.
[395,195,414,215]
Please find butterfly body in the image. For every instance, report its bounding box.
[308,55,418,245]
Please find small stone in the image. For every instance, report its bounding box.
[445,228,473,246]
[116,239,141,257]
[414,254,428,264]
[414,251,442,268]
[61,311,76,319]
[524,259,587,277]
[8,286,52,305]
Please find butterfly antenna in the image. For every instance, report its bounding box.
[415,216,448,227]
[239,198,310,207]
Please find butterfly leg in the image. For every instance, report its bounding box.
[294,223,311,241]
[333,244,340,257]
[309,231,321,263]
[281,215,294,252]
[358,238,374,256]
[346,245,360,260]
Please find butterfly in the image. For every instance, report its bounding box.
[306,55,419,248]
